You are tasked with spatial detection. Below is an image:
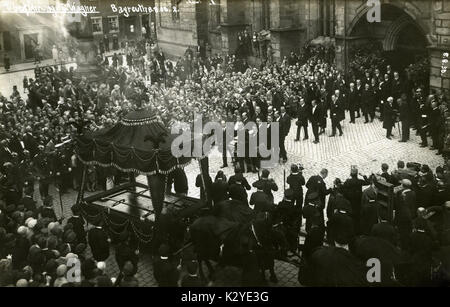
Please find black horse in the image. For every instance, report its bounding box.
[189,199,288,285]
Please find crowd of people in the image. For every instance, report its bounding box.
[0,34,449,286]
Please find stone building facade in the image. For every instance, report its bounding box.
[0,0,61,64]
[155,0,450,93]
[79,0,156,50]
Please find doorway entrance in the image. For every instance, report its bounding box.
[24,33,38,59]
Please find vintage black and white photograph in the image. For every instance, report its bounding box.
[0,0,449,290]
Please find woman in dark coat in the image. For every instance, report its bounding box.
[383,97,396,139]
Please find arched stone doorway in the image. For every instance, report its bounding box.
[347,3,428,71]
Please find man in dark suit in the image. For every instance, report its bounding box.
[379,74,392,119]
[228,173,248,205]
[277,189,300,252]
[252,169,278,204]
[249,181,273,213]
[8,133,25,161]
[67,204,86,244]
[33,146,51,200]
[23,127,39,158]
[278,106,291,163]
[398,97,411,142]
[309,100,321,144]
[430,100,443,153]
[211,174,229,206]
[391,72,403,105]
[305,169,332,228]
[330,94,343,137]
[355,79,363,118]
[20,186,37,213]
[347,82,358,124]
[394,179,416,249]
[181,261,205,287]
[287,164,305,209]
[153,244,178,287]
[87,223,110,262]
[228,167,251,190]
[418,101,430,147]
[343,168,370,235]
[295,98,309,141]
[383,97,396,139]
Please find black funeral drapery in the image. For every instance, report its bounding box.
[75,109,192,175]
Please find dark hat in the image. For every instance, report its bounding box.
[291,164,299,173]
[420,164,431,173]
[261,169,270,178]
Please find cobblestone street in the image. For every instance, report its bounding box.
[34,112,444,287]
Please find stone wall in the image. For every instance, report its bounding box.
[0,14,59,64]
[156,0,198,58]
[430,0,450,93]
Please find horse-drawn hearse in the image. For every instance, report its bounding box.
[74,109,292,283]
